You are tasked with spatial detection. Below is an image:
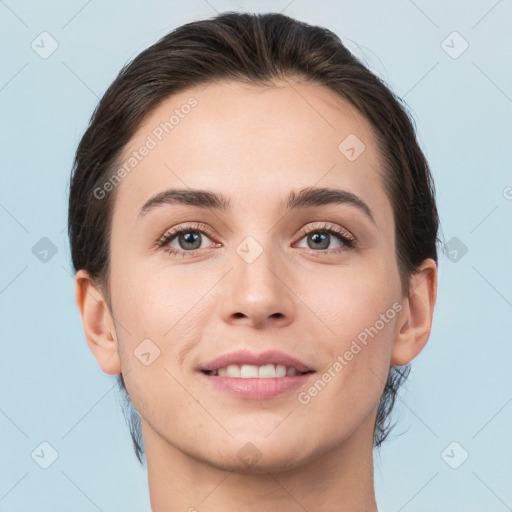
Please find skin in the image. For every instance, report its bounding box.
[75,79,437,512]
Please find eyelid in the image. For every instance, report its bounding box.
[156,220,357,256]
[294,221,355,244]
[157,221,217,244]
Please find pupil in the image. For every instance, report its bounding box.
[179,231,201,250]
[309,232,329,250]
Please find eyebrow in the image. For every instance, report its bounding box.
[138,186,375,224]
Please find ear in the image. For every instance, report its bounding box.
[391,258,438,366]
[75,269,122,375]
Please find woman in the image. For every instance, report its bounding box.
[68,12,438,511]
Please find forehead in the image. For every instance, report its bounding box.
[112,79,391,225]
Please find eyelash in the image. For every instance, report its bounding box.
[156,222,356,257]
[156,222,217,258]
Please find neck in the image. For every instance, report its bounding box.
[143,417,379,512]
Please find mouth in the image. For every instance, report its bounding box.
[201,364,314,378]
[197,350,316,399]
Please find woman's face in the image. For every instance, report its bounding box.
[107,79,406,471]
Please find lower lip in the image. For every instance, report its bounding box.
[198,371,315,399]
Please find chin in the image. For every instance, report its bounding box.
[197,435,318,474]
[217,448,313,475]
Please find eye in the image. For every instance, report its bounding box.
[156,221,356,257]
[294,223,356,253]
[157,222,220,256]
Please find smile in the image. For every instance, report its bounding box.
[202,363,313,378]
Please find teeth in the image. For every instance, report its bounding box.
[226,364,241,378]
[275,364,286,378]
[259,364,276,378]
[208,363,306,378]
[241,364,259,378]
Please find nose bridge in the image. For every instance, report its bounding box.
[236,235,279,289]
[220,233,295,327]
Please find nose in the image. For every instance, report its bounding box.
[219,241,296,329]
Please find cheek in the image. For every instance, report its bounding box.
[109,255,224,407]
[295,320,398,444]
[110,253,217,340]
[305,250,400,340]
[109,260,215,428]
[294,255,400,416]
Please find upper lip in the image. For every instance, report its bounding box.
[199,349,315,373]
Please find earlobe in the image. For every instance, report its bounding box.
[391,258,438,367]
[75,269,122,375]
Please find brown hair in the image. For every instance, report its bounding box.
[68,12,439,464]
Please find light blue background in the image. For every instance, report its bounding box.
[1,1,511,511]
